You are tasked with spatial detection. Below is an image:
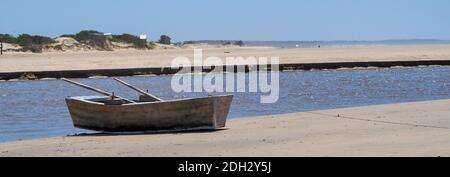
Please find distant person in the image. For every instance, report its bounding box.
[0,40,3,55]
[318,45,321,48]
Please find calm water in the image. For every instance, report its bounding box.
[1,66,450,142]
[244,40,450,48]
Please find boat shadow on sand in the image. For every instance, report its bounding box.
[67,128,229,137]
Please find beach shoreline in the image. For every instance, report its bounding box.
[1,44,450,80]
[1,44,450,73]
[2,99,450,157]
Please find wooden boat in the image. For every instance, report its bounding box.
[62,78,233,132]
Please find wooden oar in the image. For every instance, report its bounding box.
[112,77,162,101]
[61,78,135,103]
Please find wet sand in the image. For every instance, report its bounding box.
[1,45,450,73]
[1,99,450,157]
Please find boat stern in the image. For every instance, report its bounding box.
[213,95,233,128]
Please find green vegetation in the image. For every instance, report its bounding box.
[0,34,18,44]
[16,34,55,46]
[60,34,76,38]
[146,42,156,49]
[73,30,103,42]
[72,30,112,51]
[1,30,177,52]
[158,35,171,45]
[0,33,55,46]
[66,31,152,50]
[111,33,147,48]
[0,33,56,53]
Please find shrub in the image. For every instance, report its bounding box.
[0,34,55,53]
[73,30,112,51]
[0,34,18,44]
[111,33,147,48]
[16,34,55,53]
[146,42,156,49]
[73,30,102,42]
[17,34,54,46]
[158,35,171,45]
[60,34,76,38]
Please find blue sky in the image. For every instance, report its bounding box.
[1,0,449,41]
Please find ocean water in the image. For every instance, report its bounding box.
[1,66,450,142]
[244,40,450,48]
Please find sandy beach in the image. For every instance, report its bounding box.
[1,45,450,73]
[1,99,450,157]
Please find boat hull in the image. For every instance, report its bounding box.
[65,95,233,132]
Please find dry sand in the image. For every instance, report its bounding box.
[1,99,450,157]
[1,44,450,73]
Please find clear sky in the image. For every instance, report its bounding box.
[1,0,449,41]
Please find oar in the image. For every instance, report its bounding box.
[61,78,135,103]
[112,77,162,101]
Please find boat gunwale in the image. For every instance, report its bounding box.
[66,94,234,106]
